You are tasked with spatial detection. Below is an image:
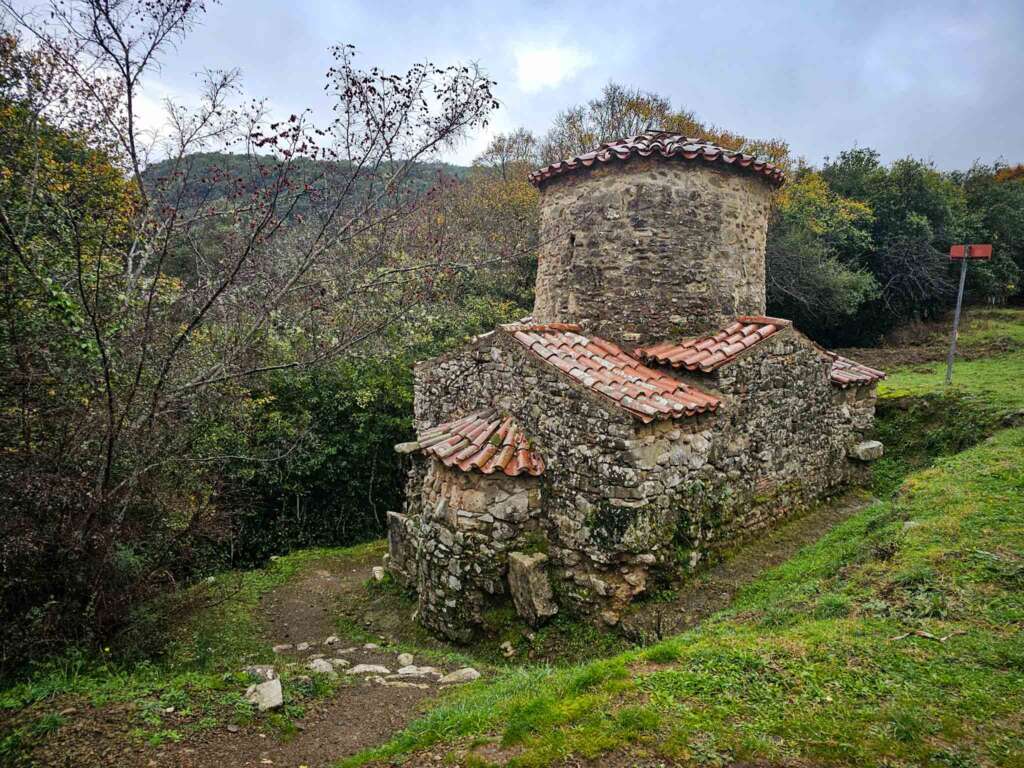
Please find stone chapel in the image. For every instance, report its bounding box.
[386,131,885,641]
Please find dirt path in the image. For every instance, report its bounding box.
[155,551,447,768]
[621,492,871,642]
[28,550,455,768]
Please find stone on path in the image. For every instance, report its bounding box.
[397,652,414,667]
[372,566,385,581]
[295,641,313,652]
[439,667,480,685]
[243,665,277,682]
[508,552,558,627]
[324,635,340,645]
[370,675,428,689]
[347,664,391,675]
[851,440,884,461]
[330,658,351,668]
[396,665,439,678]
[245,678,283,711]
[271,644,293,654]
[306,658,335,675]
[362,642,380,650]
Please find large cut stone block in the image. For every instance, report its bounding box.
[850,440,884,462]
[508,552,558,627]
[386,511,417,585]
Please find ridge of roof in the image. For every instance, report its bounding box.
[502,324,720,423]
[413,408,544,477]
[528,131,785,188]
[636,316,791,373]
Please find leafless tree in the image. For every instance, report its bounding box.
[0,0,498,662]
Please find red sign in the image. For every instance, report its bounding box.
[950,244,992,260]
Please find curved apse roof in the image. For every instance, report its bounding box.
[528,131,786,188]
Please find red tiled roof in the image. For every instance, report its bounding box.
[503,323,720,423]
[827,354,886,388]
[417,409,544,477]
[636,317,790,373]
[528,131,785,188]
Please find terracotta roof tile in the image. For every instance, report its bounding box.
[417,409,544,476]
[528,131,785,188]
[502,323,720,423]
[826,353,886,388]
[636,316,790,372]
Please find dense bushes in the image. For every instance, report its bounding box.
[219,358,414,567]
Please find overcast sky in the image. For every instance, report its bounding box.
[117,0,1024,168]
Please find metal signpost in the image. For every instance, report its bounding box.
[945,243,993,385]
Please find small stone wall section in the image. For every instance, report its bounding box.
[388,458,541,641]
[532,159,774,345]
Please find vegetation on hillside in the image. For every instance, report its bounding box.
[0,1,505,673]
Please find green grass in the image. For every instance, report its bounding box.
[346,428,1024,767]
[879,307,1024,412]
[880,349,1024,412]
[955,307,1024,348]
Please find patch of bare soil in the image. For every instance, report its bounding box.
[621,493,871,642]
[155,680,432,768]
[261,549,381,645]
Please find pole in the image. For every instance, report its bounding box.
[944,251,970,385]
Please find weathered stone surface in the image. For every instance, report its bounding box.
[439,667,480,684]
[245,679,283,711]
[271,644,293,654]
[508,552,558,627]
[306,658,335,675]
[397,653,414,667]
[397,665,439,677]
[533,159,773,344]
[390,147,881,644]
[347,664,391,675]
[851,440,884,461]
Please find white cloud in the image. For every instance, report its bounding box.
[513,44,593,94]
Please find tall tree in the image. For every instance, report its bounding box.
[538,81,790,169]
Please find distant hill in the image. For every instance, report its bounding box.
[143,151,471,211]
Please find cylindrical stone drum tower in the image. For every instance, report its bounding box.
[528,132,784,345]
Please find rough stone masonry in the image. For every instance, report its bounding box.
[385,132,885,641]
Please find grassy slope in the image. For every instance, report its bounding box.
[346,429,1024,767]
[347,309,1024,768]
